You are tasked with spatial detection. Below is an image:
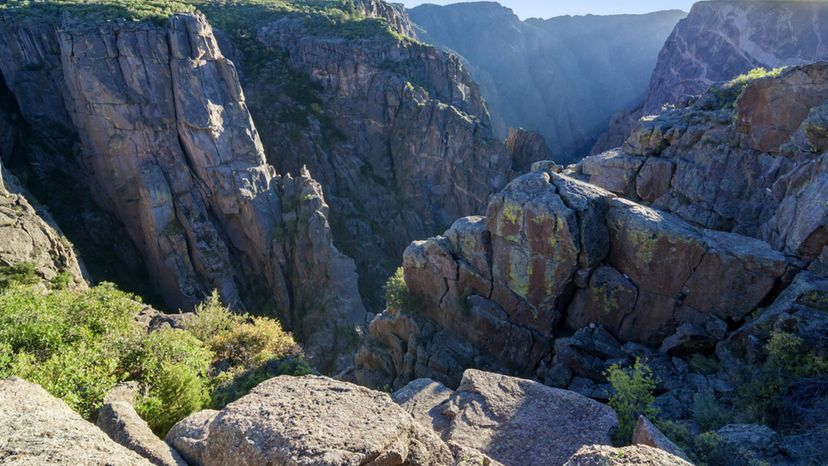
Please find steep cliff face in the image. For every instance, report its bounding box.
[203,1,512,308]
[0,158,85,288]
[408,2,685,163]
[0,10,367,372]
[595,0,828,153]
[357,62,828,391]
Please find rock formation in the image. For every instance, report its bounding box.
[577,61,828,262]
[563,444,691,466]
[224,1,513,308]
[0,9,367,372]
[595,0,828,153]
[0,157,85,287]
[409,2,686,162]
[165,369,616,466]
[168,375,455,466]
[356,167,788,389]
[97,400,188,466]
[0,377,154,466]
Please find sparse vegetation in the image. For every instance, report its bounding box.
[691,391,732,431]
[606,359,659,445]
[736,330,828,426]
[0,280,307,436]
[0,262,40,291]
[384,266,417,312]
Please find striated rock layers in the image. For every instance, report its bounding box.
[229,1,513,308]
[594,0,828,153]
[356,61,828,392]
[0,11,366,372]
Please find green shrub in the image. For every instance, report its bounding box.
[209,317,298,366]
[692,392,732,431]
[185,290,244,342]
[736,331,828,425]
[0,283,308,436]
[606,359,659,445]
[0,283,143,417]
[136,362,209,436]
[729,67,786,88]
[385,267,416,312]
[50,271,73,290]
[0,262,40,291]
[211,356,315,407]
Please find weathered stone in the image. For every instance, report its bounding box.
[659,323,716,356]
[166,410,218,466]
[554,326,629,383]
[97,401,188,466]
[735,63,828,153]
[0,160,85,288]
[0,377,153,466]
[717,424,792,465]
[444,370,617,466]
[506,128,552,173]
[563,444,692,466]
[168,376,453,466]
[580,150,644,197]
[565,266,637,335]
[632,416,689,461]
[392,378,453,436]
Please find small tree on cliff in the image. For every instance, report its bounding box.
[606,358,659,445]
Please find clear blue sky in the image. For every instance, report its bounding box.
[402,1,696,19]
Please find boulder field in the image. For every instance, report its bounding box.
[1,370,695,466]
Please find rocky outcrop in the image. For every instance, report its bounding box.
[0,159,85,287]
[441,370,617,466]
[594,0,828,153]
[632,416,689,461]
[167,375,454,466]
[233,4,512,308]
[563,444,692,466]
[356,166,788,389]
[409,3,686,162]
[505,128,552,174]
[97,401,188,466]
[0,377,153,466]
[577,62,828,264]
[0,10,367,372]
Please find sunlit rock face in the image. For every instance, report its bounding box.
[0,12,367,372]
[594,0,828,153]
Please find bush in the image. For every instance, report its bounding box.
[736,331,828,426]
[0,283,142,417]
[185,290,244,342]
[211,357,315,407]
[691,392,732,431]
[209,317,298,366]
[385,267,416,312]
[1,283,308,436]
[606,359,659,445]
[0,262,40,291]
[136,362,209,436]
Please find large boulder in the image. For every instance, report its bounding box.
[97,401,188,466]
[392,378,454,436]
[632,416,689,461]
[563,444,692,466]
[167,375,454,466]
[0,377,153,465]
[442,370,618,466]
